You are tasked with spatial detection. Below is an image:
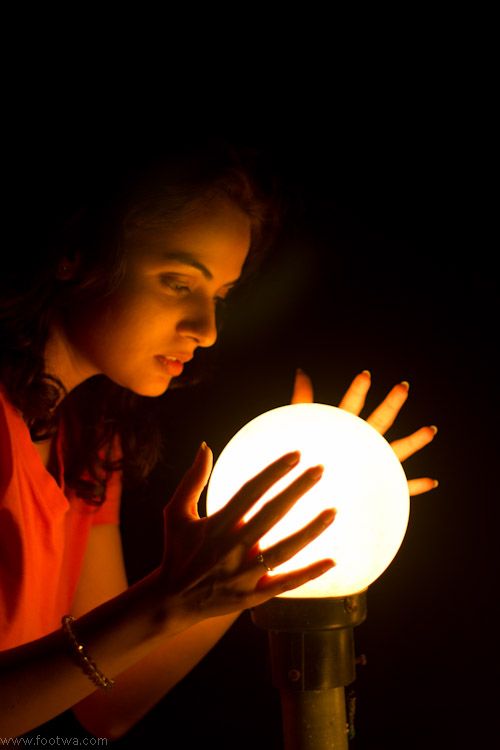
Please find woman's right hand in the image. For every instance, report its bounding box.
[157,443,336,630]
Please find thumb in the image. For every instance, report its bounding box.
[168,442,213,519]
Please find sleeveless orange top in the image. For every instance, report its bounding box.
[0,386,121,649]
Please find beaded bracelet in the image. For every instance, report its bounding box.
[61,615,115,691]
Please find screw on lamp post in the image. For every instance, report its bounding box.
[207,403,410,749]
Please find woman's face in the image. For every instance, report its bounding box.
[58,196,252,396]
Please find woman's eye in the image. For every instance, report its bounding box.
[160,276,192,295]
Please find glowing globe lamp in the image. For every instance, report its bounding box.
[207,403,409,597]
[206,403,411,750]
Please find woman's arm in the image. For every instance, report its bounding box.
[70,524,241,740]
[0,564,176,738]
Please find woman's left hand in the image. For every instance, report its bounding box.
[291,369,438,497]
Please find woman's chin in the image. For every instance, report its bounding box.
[118,375,173,398]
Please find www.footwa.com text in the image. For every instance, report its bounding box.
[1,737,108,746]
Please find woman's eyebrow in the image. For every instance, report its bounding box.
[160,250,240,287]
[160,251,213,279]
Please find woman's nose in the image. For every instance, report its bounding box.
[176,296,218,348]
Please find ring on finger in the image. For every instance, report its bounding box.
[256,551,273,572]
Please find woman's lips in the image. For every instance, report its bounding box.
[155,355,184,377]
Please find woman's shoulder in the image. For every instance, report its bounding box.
[0,385,41,492]
[0,385,17,488]
[0,384,28,444]
[0,384,16,435]
[0,383,25,420]
[0,382,14,411]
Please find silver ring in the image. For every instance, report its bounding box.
[256,552,273,572]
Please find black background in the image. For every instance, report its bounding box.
[13,76,496,748]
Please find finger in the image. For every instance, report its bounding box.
[408,477,439,496]
[366,381,410,434]
[168,442,213,519]
[258,507,336,573]
[211,451,301,532]
[391,425,438,462]
[291,368,314,404]
[237,465,325,548]
[253,558,335,599]
[338,370,371,415]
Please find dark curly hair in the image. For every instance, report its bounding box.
[0,137,284,504]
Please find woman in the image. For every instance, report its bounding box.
[0,139,437,740]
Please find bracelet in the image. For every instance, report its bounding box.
[61,615,115,691]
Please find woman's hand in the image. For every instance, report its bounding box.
[158,444,335,630]
[291,368,438,497]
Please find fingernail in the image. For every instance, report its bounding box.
[285,451,301,466]
[361,369,371,377]
[322,509,336,525]
[310,465,324,480]
[432,479,439,488]
[400,380,410,390]
[429,425,438,434]
[320,559,336,572]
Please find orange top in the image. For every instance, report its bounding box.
[0,386,122,650]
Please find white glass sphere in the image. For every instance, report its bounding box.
[206,403,410,598]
